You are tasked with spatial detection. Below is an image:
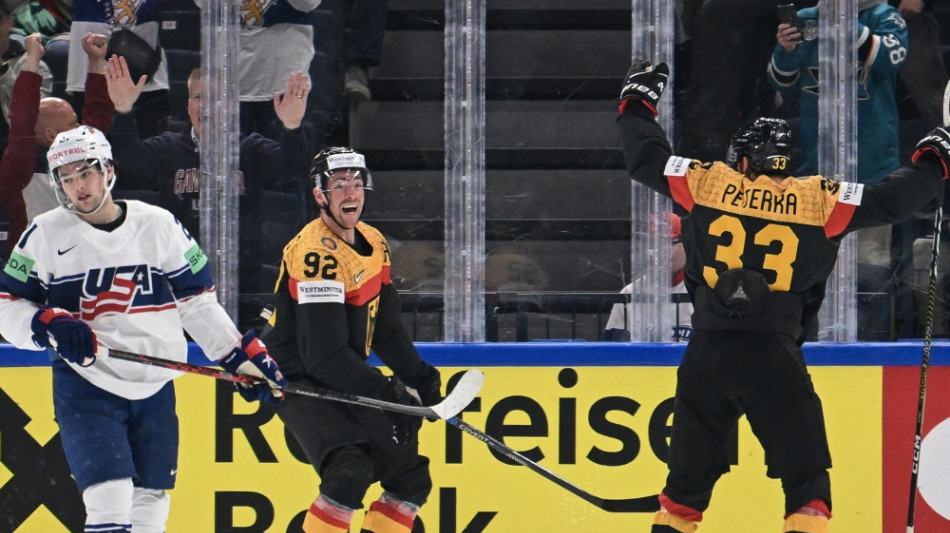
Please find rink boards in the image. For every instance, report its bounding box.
[2,342,950,532]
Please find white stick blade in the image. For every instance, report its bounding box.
[430,369,484,419]
[943,78,950,127]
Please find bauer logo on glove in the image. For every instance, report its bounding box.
[619,60,670,116]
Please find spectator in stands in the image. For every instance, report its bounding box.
[768,1,906,185]
[604,213,693,342]
[342,0,388,102]
[68,0,169,138]
[11,1,71,44]
[768,0,909,339]
[0,2,53,148]
[0,31,112,257]
[106,61,312,312]
[229,0,321,139]
[676,0,784,162]
[890,0,949,120]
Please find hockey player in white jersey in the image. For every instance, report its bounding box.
[0,125,287,533]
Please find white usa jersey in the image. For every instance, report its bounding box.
[0,200,240,399]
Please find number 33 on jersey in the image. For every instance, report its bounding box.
[663,156,866,296]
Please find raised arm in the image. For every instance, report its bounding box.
[616,60,677,197]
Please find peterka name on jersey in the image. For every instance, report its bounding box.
[720,182,798,216]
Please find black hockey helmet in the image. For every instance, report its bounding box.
[309,146,374,192]
[727,117,793,176]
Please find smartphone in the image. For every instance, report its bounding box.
[777,3,801,32]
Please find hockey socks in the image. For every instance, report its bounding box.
[303,495,355,533]
[783,499,830,533]
[360,492,419,533]
[651,493,700,533]
[651,511,699,533]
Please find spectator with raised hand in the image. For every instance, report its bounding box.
[0,2,52,148]
[0,124,286,533]
[106,59,312,321]
[232,0,321,138]
[68,0,169,138]
[617,59,949,533]
[0,31,113,258]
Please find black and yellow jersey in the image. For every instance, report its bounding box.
[264,218,426,396]
[618,107,944,335]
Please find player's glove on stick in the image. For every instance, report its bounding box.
[619,60,669,117]
[912,126,950,180]
[220,331,288,404]
[378,376,423,445]
[31,307,97,366]
[406,363,443,421]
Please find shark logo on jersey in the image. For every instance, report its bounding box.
[79,265,155,320]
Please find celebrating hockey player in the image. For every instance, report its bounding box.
[617,61,950,533]
[264,147,443,533]
[0,125,286,533]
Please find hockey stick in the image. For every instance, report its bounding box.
[906,81,950,533]
[445,416,660,513]
[97,346,484,420]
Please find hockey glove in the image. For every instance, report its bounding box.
[619,60,669,117]
[407,363,443,408]
[31,307,97,367]
[378,376,423,446]
[912,126,950,180]
[219,331,288,404]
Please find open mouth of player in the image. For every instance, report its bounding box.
[341,204,359,215]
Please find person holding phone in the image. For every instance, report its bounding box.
[768,0,909,341]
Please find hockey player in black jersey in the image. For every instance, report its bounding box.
[264,147,442,533]
[617,60,950,533]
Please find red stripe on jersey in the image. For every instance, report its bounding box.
[667,175,695,212]
[128,303,179,314]
[176,287,216,304]
[345,266,390,307]
[824,201,856,238]
[288,277,300,301]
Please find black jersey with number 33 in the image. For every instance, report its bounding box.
[618,110,943,333]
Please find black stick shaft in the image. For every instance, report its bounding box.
[446,416,659,513]
[907,180,944,532]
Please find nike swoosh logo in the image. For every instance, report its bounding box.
[355,270,364,283]
[57,245,78,256]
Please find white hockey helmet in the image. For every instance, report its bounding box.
[47,125,116,213]
[309,147,374,192]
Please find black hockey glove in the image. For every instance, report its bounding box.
[408,363,443,407]
[619,60,669,117]
[912,126,950,180]
[378,376,423,445]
